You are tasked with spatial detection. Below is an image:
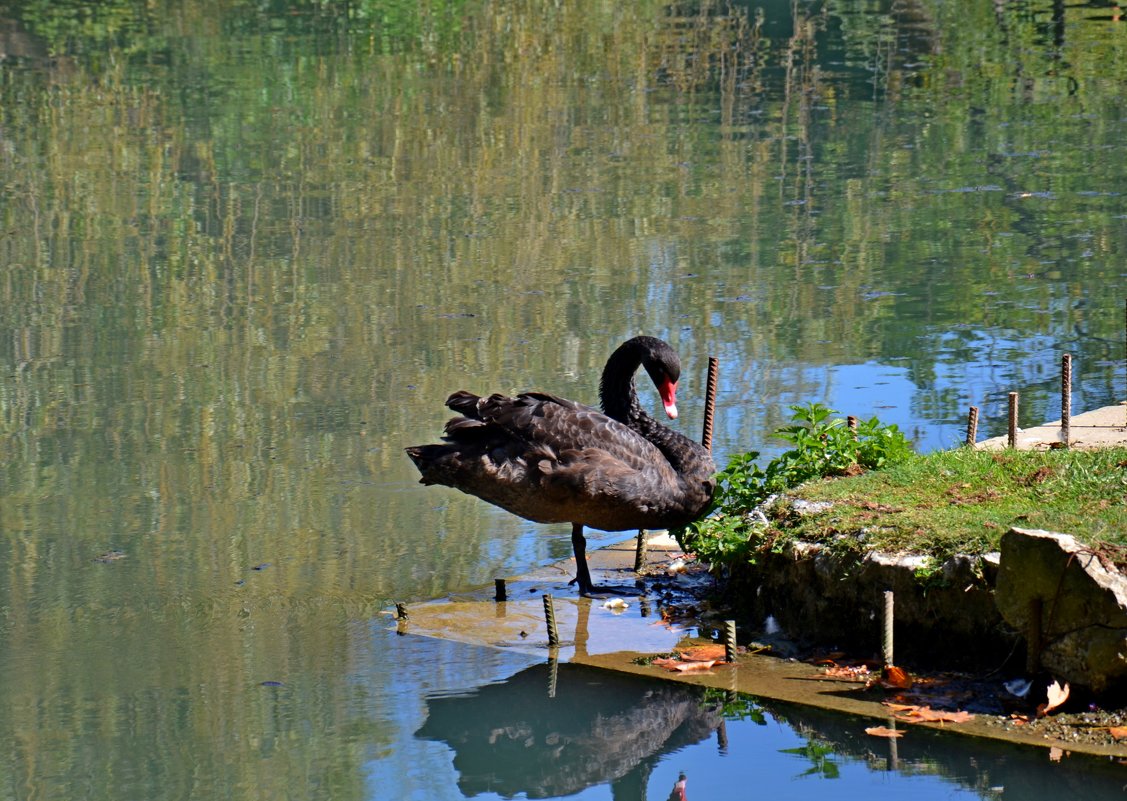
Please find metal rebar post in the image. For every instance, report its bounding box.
[724,620,738,663]
[634,529,647,573]
[1008,392,1019,449]
[543,594,560,647]
[701,356,719,451]
[1061,353,1072,447]
[547,655,558,699]
[494,578,507,602]
[965,405,979,447]
[882,591,895,667]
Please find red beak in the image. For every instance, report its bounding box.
[657,377,678,419]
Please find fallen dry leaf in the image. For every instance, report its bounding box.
[889,704,975,724]
[881,665,913,689]
[865,726,905,739]
[823,664,871,680]
[677,645,727,662]
[1026,466,1054,485]
[650,656,718,673]
[882,702,918,713]
[858,501,903,513]
[1108,726,1127,741]
[925,708,972,723]
[1044,679,1070,714]
[668,660,717,673]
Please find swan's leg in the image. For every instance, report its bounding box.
[569,523,638,596]
[571,523,595,595]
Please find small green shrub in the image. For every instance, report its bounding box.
[675,403,913,567]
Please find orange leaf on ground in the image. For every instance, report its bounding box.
[890,705,975,724]
[649,656,719,672]
[669,660,717,672]
[823,665,871,680]
[1044,680,1070,714]
[1108,727,1127,741]
[865,726,905,739]
[677,645,727,662]
[882,702,918,713]
[881,665,913,689]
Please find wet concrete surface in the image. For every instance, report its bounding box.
[391,530,1127,759]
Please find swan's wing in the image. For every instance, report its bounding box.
[409,389,709,530]
[448,390,665,472]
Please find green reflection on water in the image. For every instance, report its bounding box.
[0,0,1124,798]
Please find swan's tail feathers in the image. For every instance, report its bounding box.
[445,390,482,417]
[405,443,435,482]
[442,416,490,440]
[404,444,451,485]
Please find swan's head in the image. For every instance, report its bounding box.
[602,336,684,421]
[640,339,682,419]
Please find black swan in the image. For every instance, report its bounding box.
[405,336,715,595]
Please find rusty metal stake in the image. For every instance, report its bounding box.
[543,594,560,647]
[547,654,559,698]
[847,415,858,432]
[1008,392,1019,449]
[724,620,738,663]
[634,529,647,573]
[701,356,719,451]
[882,591,895,667]
[965,405,979,447]
[395,602,408,620]
[1061,353,1072,447]
[494,578,507,602]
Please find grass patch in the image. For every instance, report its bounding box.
[677,403,1127,573]
[782,446,1127,562]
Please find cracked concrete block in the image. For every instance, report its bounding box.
[995,528,1127,693]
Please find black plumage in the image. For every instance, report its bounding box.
[405,337,715,594]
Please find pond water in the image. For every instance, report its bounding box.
[1,0,1125,798]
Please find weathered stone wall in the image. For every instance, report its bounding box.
[726,542,1017,669]
[725,525,1127,695]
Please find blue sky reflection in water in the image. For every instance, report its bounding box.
[1,0,1126,799]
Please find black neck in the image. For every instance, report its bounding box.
[599,338,656,424]
[598,337,708,475]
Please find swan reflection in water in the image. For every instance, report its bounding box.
[416,661,718,799]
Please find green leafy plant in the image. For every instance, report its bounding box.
[701,688,767,724]
[675,403,914,567]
